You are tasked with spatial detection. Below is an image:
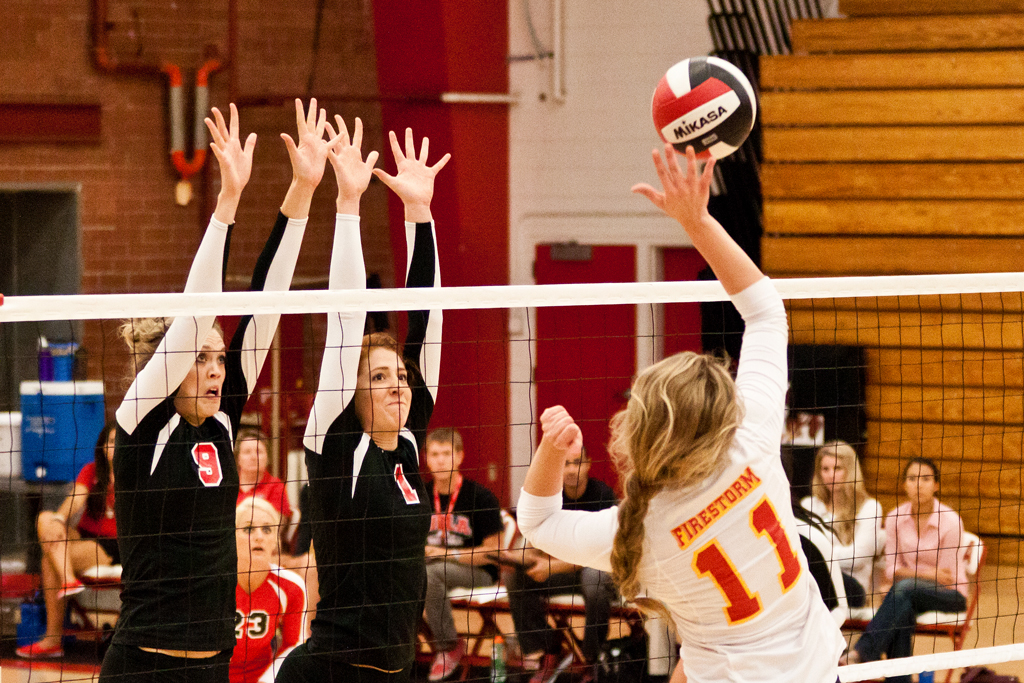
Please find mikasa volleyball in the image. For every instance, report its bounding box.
[651,56,757,160]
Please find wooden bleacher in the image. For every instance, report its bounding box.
[760,0,1024,566]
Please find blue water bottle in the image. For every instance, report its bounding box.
[16,597,46,647]
[919,671,934,683]
[37,336,53,382]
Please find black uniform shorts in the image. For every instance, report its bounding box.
[276,642,411,683]
[99,644,231,683]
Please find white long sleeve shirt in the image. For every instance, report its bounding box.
[800,495,886,592]
[518,277,844,683]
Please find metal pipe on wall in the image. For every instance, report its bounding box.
[551,0,566,103]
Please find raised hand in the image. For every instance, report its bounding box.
[539,405,583,457]
[280,98,338,190]
[373,128,451,223]
[205,103,257,206]
[279,98,343,219]
[632,144,716,234]
[325,115,379,215]
[633,144,761,295]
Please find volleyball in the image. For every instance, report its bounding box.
[651,56,757,160]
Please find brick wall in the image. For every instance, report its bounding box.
[0,0,392,410]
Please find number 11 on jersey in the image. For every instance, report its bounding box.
[692,496,802,625]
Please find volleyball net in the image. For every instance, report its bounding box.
[2,273,1024,682]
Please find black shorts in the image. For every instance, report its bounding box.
[276,642,411,683]
[78,529,121,565]
[99,644,230,683]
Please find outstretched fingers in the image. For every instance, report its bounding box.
[631,182,665,211]
[701,152,717,187]
[388,129,405,164]
[365,147,380,168]
[430,152,451,173]
[322,115,345,150]
[294,98,308,134]
[314,105,328,139]
[417,133,429,163]
[404,127,416,161]
[206,107,228,145]
[205,103,255,208]
[279,132,298,155]
[666,143,689,186]
[228,103,240,140]
[651,146,676,191]
[353,117,366,150]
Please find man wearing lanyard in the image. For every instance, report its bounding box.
[507,447,619,683]
[423,428,504,681]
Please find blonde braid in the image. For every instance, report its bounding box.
[611,475,657,600]
[606,351,741,621]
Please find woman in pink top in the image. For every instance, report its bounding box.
[843,457,967,682]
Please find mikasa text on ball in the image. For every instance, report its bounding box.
[651,56,757,160]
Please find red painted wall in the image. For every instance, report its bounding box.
[662,247,708,356]
[372,1,511,503]
[533,246,637,492]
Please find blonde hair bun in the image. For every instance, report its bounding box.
[236,495,282,527]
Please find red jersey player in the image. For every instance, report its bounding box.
[232,497,307,683]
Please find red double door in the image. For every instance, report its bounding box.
[533,245,706,489]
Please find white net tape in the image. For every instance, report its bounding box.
[841,643,1024,681]
[3,271,1024,321]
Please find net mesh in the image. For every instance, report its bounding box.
[1,274,1024,682]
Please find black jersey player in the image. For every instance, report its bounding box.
[100,100,339,683]
[276,122,449,683]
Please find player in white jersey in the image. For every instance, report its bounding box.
[517,144,844,683]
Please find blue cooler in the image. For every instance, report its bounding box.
[20,381,105,482]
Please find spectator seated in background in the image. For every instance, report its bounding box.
[17,421,119,659]
[231,497,307,683]
[235,427,294,550]
[423,427,504,681]
[507,447,618,683]
[841,457,968,683]
[801,440,885,608]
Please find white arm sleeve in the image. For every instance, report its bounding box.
[304,214,365,454]
[731,277,789,456]
[116,217,228,434]
[238,217,307,394]
[516,490,619,573]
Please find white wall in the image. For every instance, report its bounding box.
[507,0,715,500]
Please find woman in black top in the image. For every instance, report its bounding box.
[277,121,448,683]
[100,100,338,682]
